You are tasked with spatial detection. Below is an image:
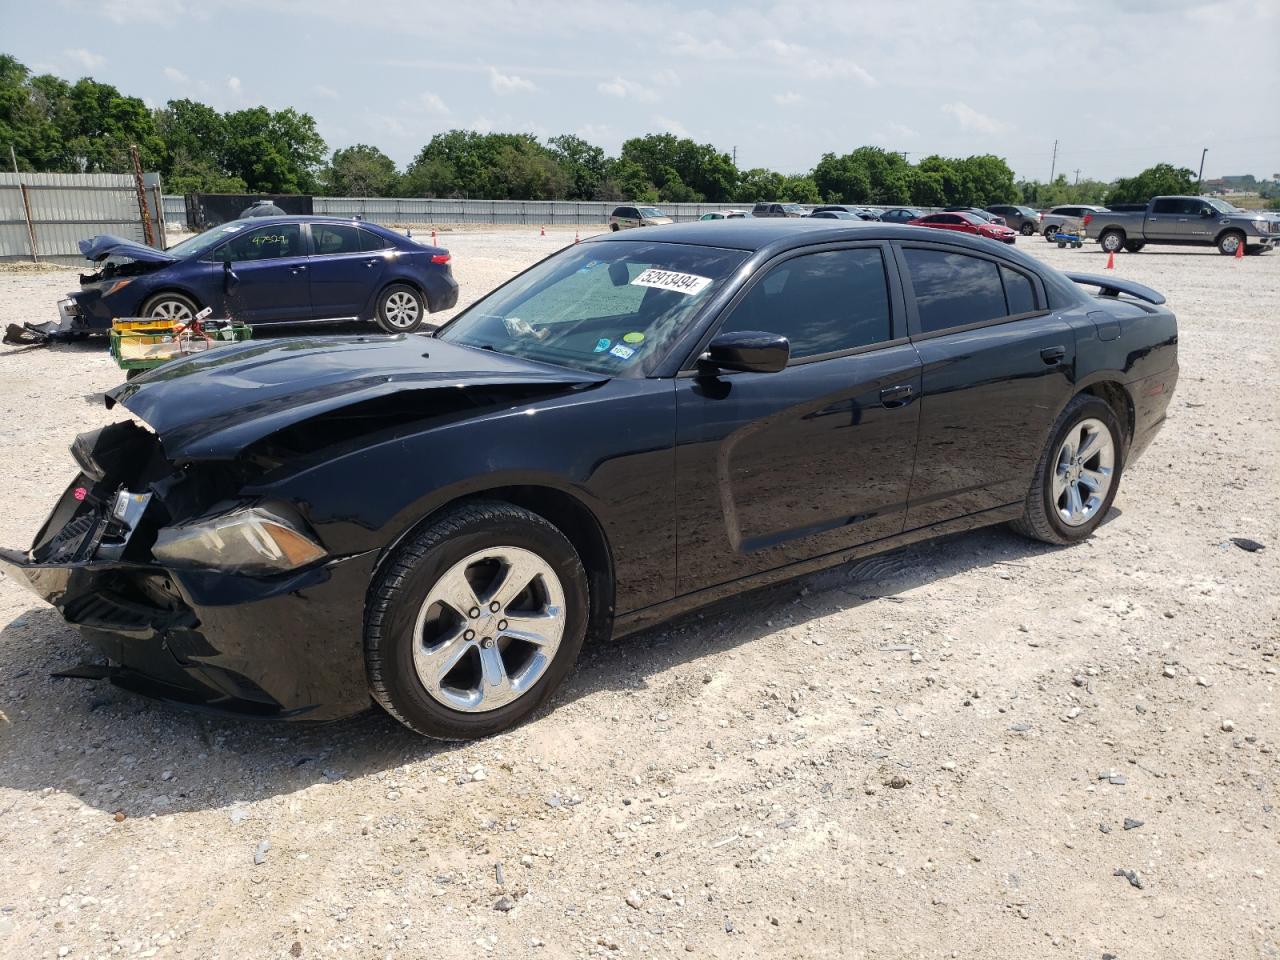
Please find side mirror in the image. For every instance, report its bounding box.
[700,331,789,374]
[223,259,239,293]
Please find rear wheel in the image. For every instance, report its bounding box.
[1011,395,1124,545]
[365,502,590,740]
[140,292,199,323]
[609,223,620,232]
[1020,222,1035,236]
[1217,231,1245,256]
[1043,224,1057,240]
[375,283,425,333]
[1099,230,1126,254]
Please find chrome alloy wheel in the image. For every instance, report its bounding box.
[412,547,566,712]
[1052,418,1115,527]
[383,290,421,329]
[147,299,194,321]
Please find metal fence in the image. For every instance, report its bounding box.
[2,172,165,262]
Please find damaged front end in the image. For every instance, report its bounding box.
[0,419,375,719]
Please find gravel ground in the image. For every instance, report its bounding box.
[0,227,1276,960]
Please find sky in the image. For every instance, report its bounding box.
[5,0,1279,183]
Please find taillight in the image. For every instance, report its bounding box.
[431,253,450,264]
[1082,214,1093,226]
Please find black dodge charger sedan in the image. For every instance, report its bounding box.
[1,220,1178,739]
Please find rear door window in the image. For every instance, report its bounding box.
[903,248,1006,334]
[718,248,892,359]
[1151,198,1181,215]
[359,227,391,251]
[311,223,363,256]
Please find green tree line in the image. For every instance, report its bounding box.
[4,52,1256,208]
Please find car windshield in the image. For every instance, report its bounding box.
[1204,197,1239,213]
[1016,206,1038,215]
[164,221,252,260]
[782,204,805,214]
[638,207,666,219]
[437,240,746,377]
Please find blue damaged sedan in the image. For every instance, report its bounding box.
[61,216,458,334]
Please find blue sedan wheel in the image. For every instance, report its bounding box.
[376,284,426,333]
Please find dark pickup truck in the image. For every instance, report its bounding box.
[1085,196,1277,255]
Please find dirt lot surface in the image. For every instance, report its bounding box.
[0,227,1276,959]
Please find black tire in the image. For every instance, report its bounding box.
[140,291,200,323]
[1098,229,1126,254]
[374,283,426,334]
[1043,224,1057,240]
[1123,240,1145,253]
[609,223,620,232]
[1019,222,1035,236]
[1010,395,1125,546]
[365,501,590,740]
[1216,231,1245,256]
[125,367,145,381]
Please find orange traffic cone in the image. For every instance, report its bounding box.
[431,229,437,245]
[1105,250,1115,270]
[540,225,545,236]
[574,231,580,244]
[1235,239,1244,260]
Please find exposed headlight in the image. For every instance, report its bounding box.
[104,279,133,297]
[151,501,326,575]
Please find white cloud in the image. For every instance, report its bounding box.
[64,48,105,70]
[314,84,339,100]
[772,91,803,105]
[163,66,189,84]
[470,115,495,134]
[763,39,876,86]
[488,67,535,95]
[941,101,1007,133]
[671,32,735,59]
[227,76,242,95]
[597,76,659,102]
[653,115,690,137]
[367,114,411,138]
[651,69,680,87]
[416,92,449,114]
[888,121,917,139]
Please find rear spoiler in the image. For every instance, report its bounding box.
[1065,272,1166,305]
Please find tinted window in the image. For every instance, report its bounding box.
[1001,265,1037,315]
[359,227,391,251]
[1151,198,1180,215]
[214,224,301,262]
[904,249,1006,334]
[720,249,892,359]
[311,223,363,256]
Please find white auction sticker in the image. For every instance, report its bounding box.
[630,268,713,296]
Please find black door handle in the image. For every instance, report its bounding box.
[880,384,915,407]
[1040,345,1066,365]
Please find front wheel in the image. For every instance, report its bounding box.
[375,283,426,333]
[1010,395,1124,545]
[365,502,590,739]
[1099,230,1125,254]
[1043,225,1058,240]
[141,292,200,323]
[1217,231,1245,256]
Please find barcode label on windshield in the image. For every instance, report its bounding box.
[630,268,713,296]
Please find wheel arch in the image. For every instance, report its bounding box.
[137,285,205,313]
[370,483,616,644]
[1078,379,1135,450]
[1214,226,1246,245]
[370,277,427,317]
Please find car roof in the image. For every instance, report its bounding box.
[220,215,387,228]
[591,218,1016,253]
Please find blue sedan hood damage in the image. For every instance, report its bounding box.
[78,234,176,264]
[105,334,606,463]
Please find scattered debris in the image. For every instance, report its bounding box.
[1112,867,1144,889]
[253,840,270,865]
[625,890,644,909]
[1229,537,1265,553]
[494,896,516,912]
[1123,819,1144,831]
[1221,719,1235,732]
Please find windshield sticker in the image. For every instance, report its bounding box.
[630,268,713,296]
[593,338,611,353]
[622,331,645,344]
[608,343,635,360]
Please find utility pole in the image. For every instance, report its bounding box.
[1196,147,1208,194]
[1073,169,1081,186]
[732,145,737,168]
[1049,139,1058,184]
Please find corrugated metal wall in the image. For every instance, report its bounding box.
[1,172,166,263]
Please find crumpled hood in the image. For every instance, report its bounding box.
[105,334,606,462]
[78,234,176,264]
